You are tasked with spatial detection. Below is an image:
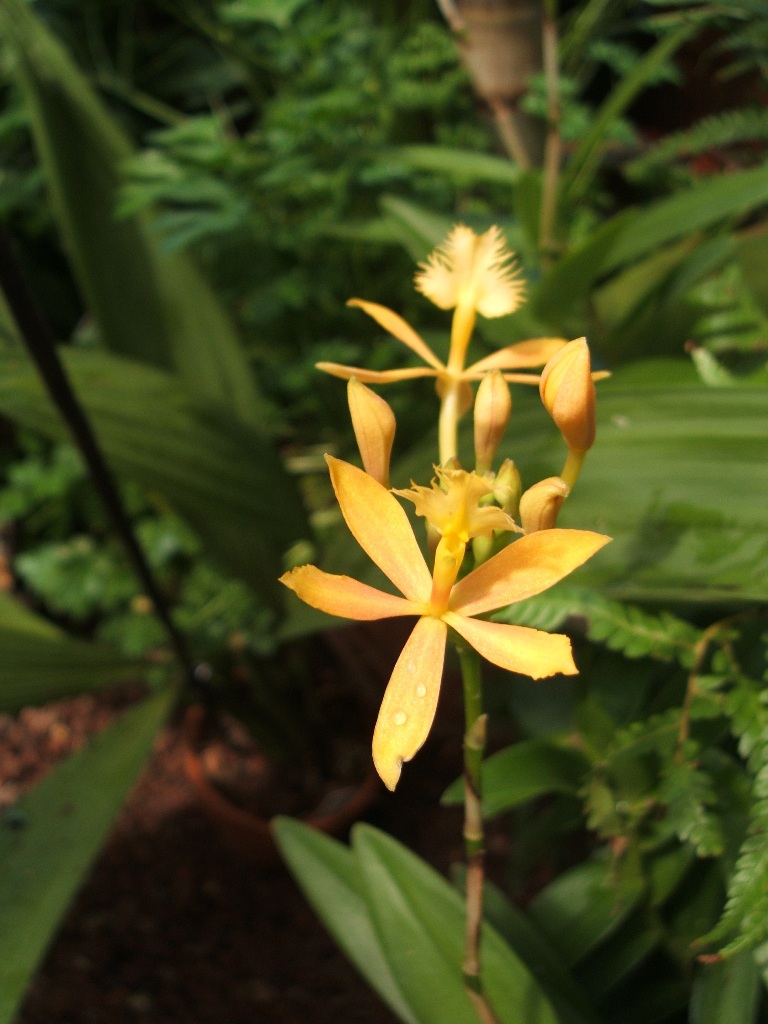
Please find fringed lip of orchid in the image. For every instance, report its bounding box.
[279,457,612,790]
[414,224,527,319]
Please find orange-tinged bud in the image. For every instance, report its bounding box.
[347,378,396,487]
[474,370,511,473]
[539,337,596,452]
[519,477,570,533]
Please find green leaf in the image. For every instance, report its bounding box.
[601,163,768,279]
[577,910,660,1003]
[0,689,171,1024]
[0,592,142,711]
[442,739,589,818]
[1,0,266,427]
[474,874,600,1024]
[527,858,645,968]
[272,818,419,1024]
[379,195,454,263]
[531,373,768,602]
[689,951,761,1024]
[354,824,559,1024]
[395,146,521,185]
[564,25,693,201]
[0,349,307,601]
[531,212,636,327]
[220,0,310,27]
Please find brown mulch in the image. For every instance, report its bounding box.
[2,668,505,1024]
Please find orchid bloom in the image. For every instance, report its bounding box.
[317,225,568,464]
[280,456,610,791]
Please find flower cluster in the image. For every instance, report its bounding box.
[281,225,610,790]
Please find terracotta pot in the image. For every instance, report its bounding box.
[182,704,381,863]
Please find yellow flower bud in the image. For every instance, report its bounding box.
[519,477,570,533]
[539,338,596,452]
[474,370,511,473]
[347,378,396,487]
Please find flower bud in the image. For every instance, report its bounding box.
[474,370,511,473]
[347,378,396,487]
[519,477,570,533]
[492,458,522,519]
[539,337,596,452]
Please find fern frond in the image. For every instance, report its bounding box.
[699,679,768,955]
[495,587,701,666]
[627,108,768,178]
[658,756,724,857]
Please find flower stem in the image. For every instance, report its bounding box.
[561,448,585,489]
[439,382,461,465]
[456,642,500,1024]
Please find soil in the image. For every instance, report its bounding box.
[1,627,511,1024]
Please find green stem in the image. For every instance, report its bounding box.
[456,642,500,1024]
[561,448,586,489]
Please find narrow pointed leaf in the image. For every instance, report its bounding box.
[527,858,645,968]
[354,824,559,1024]
[0,348,307,600]
[0,593,141,711]
[1,0,265,426]
[272,818,419,1024]
[0,689,171,1024]
[441,739,589,818]
[690,951,760,1024]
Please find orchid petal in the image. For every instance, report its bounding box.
[466,338,568,375]
[450,529,611,617]
[444,612,576,678]
[347,299,444,371]
[326,456,432,604]
[279,565,417,620]
[317,362,437,384]
[372,616,447,790]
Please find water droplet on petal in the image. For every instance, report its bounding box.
[393,710,408,726]
[406,659,416,673]
[416,684,427,698]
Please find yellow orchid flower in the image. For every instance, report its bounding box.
[317,224,569,464]
[280,456,611,791]
[393,464,519,542]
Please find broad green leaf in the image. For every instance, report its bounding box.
[0,592,142,711]
[527,858,645,967]
[0,689,171,1024]
[395,146,521,185]
[531,212,636,328]
[0,0,265,427]
[690,951,760,1024]
[0,348,307,601]
[354,824,559,1024]
[220,0,310,27]
[556,376,768,602]
[600,163,768,279]
[379,196,454,263]
[442,740,589,818]
[577,910,660,1002]
[536,164,768,334]
[272,818,419,1024]
[471,873,600,1024]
